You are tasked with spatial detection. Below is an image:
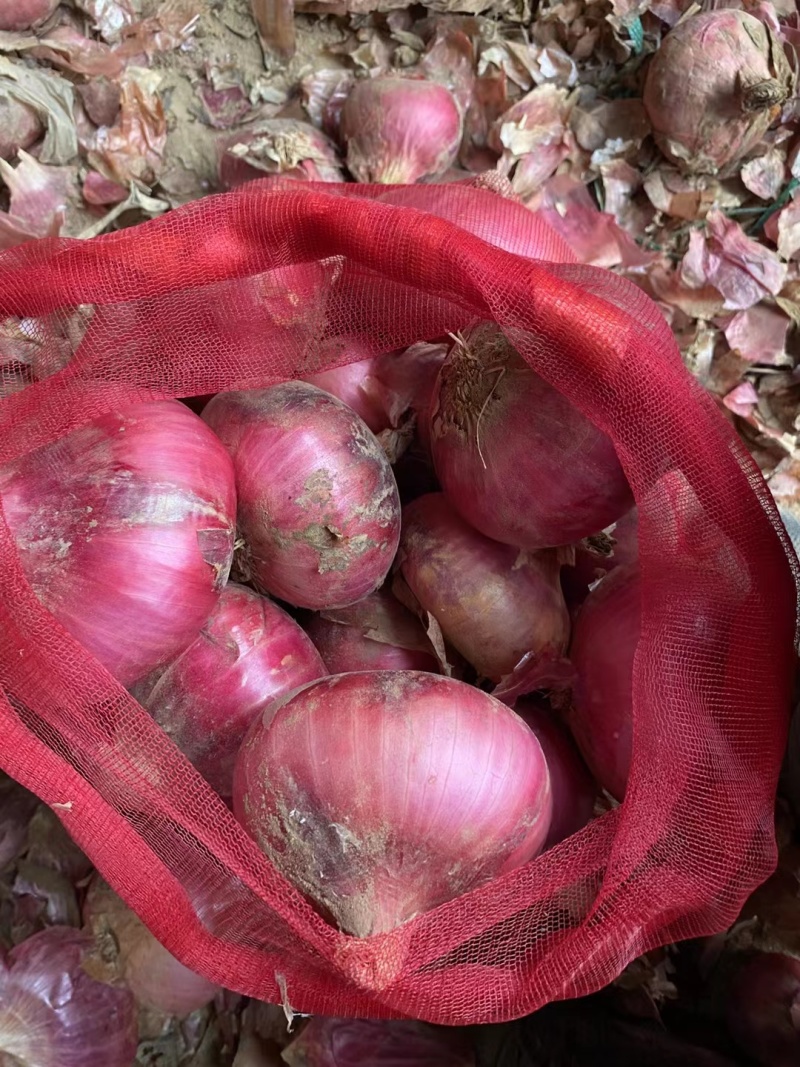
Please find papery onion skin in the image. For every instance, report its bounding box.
[202,383,401,610]
[0,926,137,1067]
[567,564,640,801]
[430,323,633,550]
[234,670,552,937]
[0,99,42,161]
[0,400,236,685]
[305,588,438,674]
[83,878,219,1019]
[131,582,328,798]
[515,700,596,849]
[398,493,570,681]
[726,952,800,1067]
[0,0,58,31]
[643,11,795,176]
[341,76,463,184]
[561,507,639,615]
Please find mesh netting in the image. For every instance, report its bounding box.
[0,181,796,1024]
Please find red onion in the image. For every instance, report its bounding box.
[430,323,632,549]
[567,564,641,801]
[397,493,570,682]
[341,76,463,184]
[561,507,639,615]
[303,343,447,455]
[202,383,401,610]
[0,926,137,1067]
[303,355,388,434]
[0,0,58,31]
[0,400,236,685]
[131,582,328,798]
[83,877,219,1019]
[283,1016,475,1067]
[726,952,800,1067]
[515,700,596,849]
[0,774,37,872]
[234,670,552,936]
[643,11,795,175]
[305,588,438,674]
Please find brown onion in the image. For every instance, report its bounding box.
[341,76,463,184]
[430,323,632,550]
[397,493,570,681]
[643,11,795,175]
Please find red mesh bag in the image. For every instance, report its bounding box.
[0,181,796,1024]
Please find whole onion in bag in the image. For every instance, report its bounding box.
[0,400,236,685]
[430,323,632,549]
[305,588,438,674]
[234,670,552,937]
[131,582,328,798]
[398,492,570,681]
[203,382,401,610]
[567,564,641,801]
[516,700,596,848]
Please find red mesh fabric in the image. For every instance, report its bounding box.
[0,181,796,1024]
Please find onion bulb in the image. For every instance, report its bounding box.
[567,564,641,801]
[283,1016,475,1067]
[234,670,552,936]
[341,76,463,184]
[516,700,596,848]
[430,323,632,549]
[202,383,401,610]
[305,588,438,674]
[727,952,800,1067]
[0,0,59,32]
[397,493,570,681]
[643,11,795,175]
[131,582,328,798]
[83,877,219,1019]
[0,926,137,1067]
[0,400,236,685]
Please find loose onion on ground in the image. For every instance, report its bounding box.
[726,952,800,1067]
[341,76,463,184]
[0,926,137,1067]
[234,670,552,937]
[83,877,219,1020]
[131,582,328,799]
[305,587,438,674]
[282,1016,476,1067]
[567,563,641,801]
[0,400,236,685]
[643,11,795,176]
[397,492,570,681]
[430,323,632,550]
[203,383,401,610]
